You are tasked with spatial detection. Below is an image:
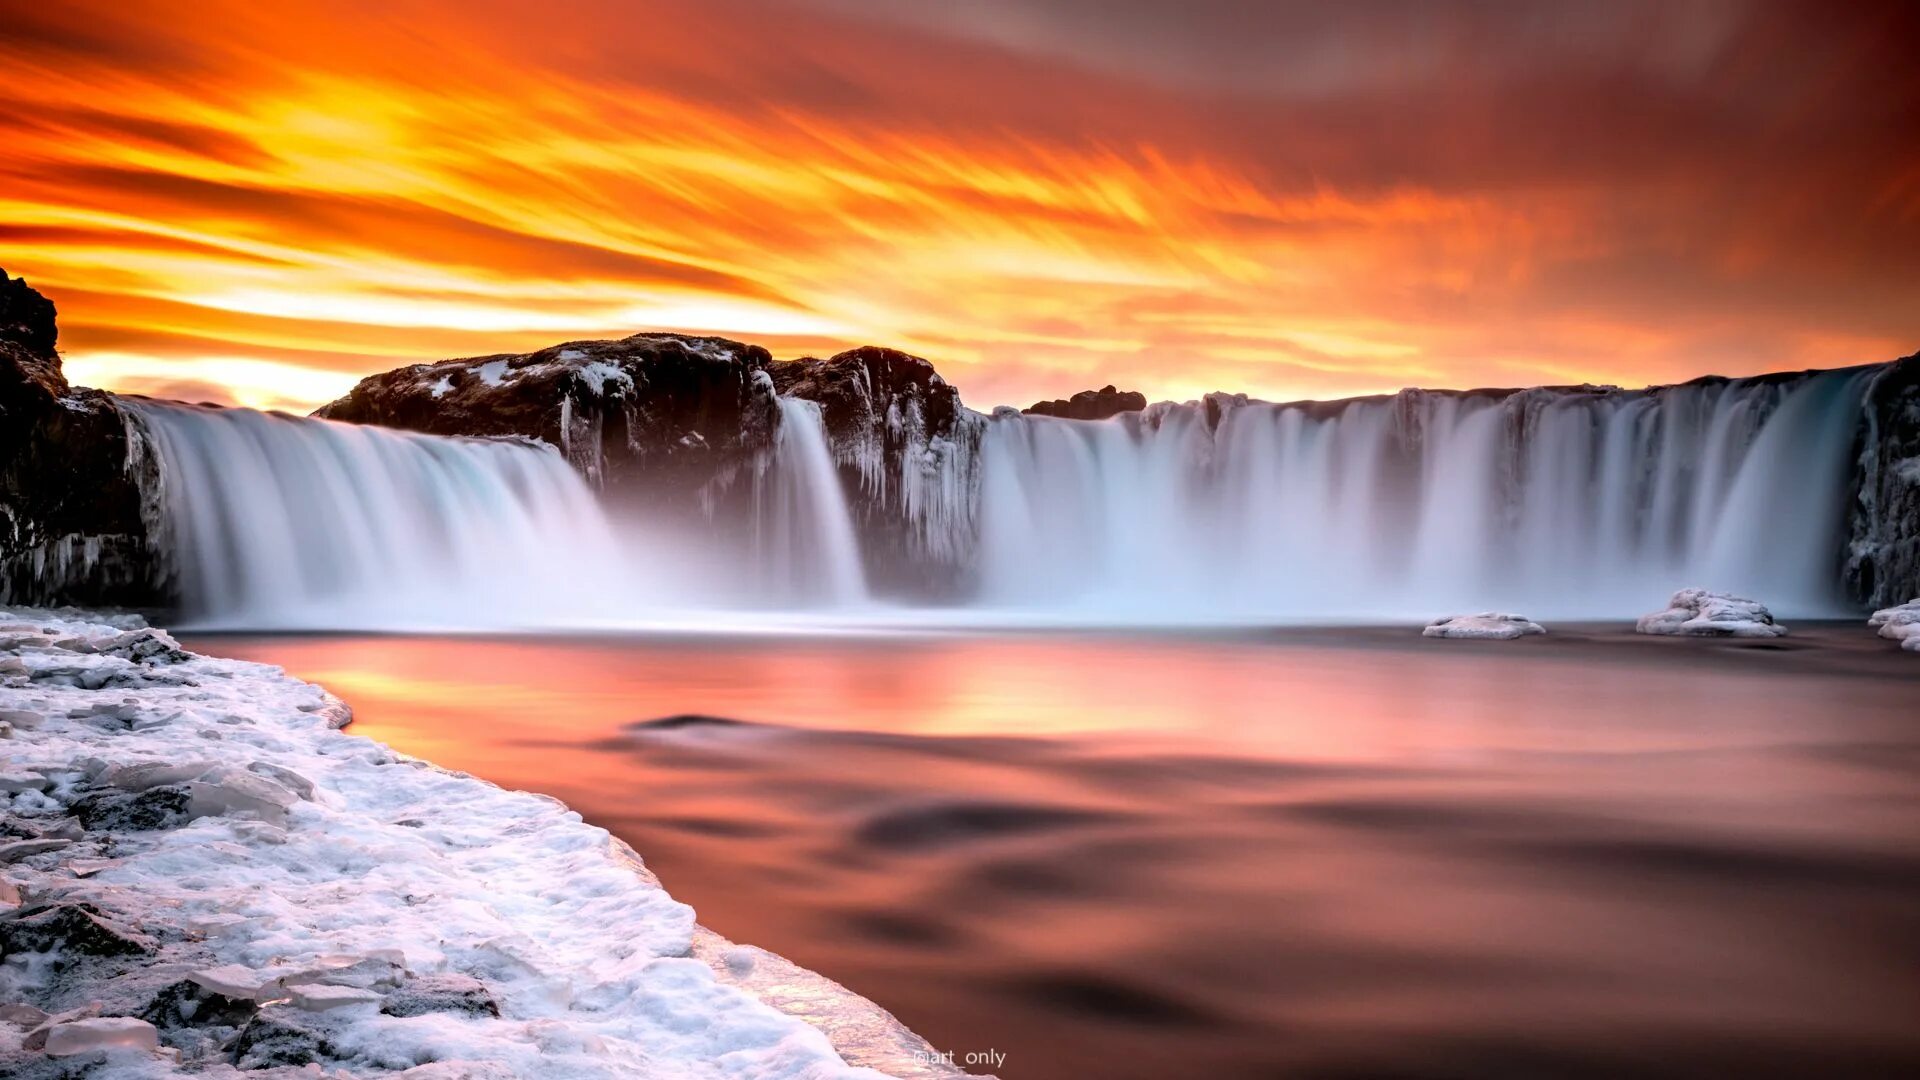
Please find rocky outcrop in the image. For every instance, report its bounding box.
[769,347,984,594]
[0,270,163,609]
[1636,588,1788,638]
[1024,384,1147,422]
[315,334,780,513]
[1845,354,1920,607]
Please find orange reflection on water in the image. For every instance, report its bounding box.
[185,628,1920,1080]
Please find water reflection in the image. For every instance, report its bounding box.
[188,628,1920,1079]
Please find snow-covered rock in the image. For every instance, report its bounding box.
[1869,598,1920,652]
[1423,613,1546,640]
[1635,588,1788,638]
[0,608,961,1078]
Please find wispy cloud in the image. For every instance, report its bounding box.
[2,0,1915,413]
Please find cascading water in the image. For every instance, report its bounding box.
[750,399,867,607]
[124,400,635,630]
[117,362,1884,630]
[971,367,1878,621]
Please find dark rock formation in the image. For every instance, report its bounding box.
[0,270,164,609]
[1846,353,1920,607]
[141,978,258,1033]
[770,347,982,594]
[231,1006,338,1068]
[0,902,157,965]
[70,785,194,832]
[380,972,501,1018]
[1023,385,1147,422]
[315,333,779,508]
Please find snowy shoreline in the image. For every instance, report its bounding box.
[0,609,965,1079]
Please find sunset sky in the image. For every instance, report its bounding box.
[2,0,1916,413]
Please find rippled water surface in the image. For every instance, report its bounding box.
[187,627,1920,1080]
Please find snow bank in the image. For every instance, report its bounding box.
[1868,599,1920,652]
[1422,613,1546,640]
[0,610,965,1078]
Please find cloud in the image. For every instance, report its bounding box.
[0,0,1914,413]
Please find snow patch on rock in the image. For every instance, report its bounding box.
[1869,598,1920,652]
[1635,588,1788,638]
[1423,613,1546,640]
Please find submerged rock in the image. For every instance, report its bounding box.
[1868,598,1920,652]
[1023,384,1148,421]
[1636,588,1788,638]
[1423,613,1547,640]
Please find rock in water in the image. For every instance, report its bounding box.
[1423,613,1547,640]
[1636,588,1788,638]
[1868,598,1920,652]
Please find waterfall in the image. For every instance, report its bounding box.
[751,399,867,606]
[116,363,1883,630]
[971,367,1878,621]
[124,400,634,630]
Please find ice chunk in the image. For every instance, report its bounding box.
[0,837,72,863]
[1423,613,1546,640]
[1636,588,1787,638]
[247,760,317,800]
[1868,598,1920,652]
[20,1002,101,1050]
[44,1015,160,1056]
[184,771,299,826]
[99,758,216,792]
[285,983,383,1012]
[190,964,279,1001]
[0,1001,49,1025]
[0,768,52,793]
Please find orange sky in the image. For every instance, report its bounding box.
[2,0,1916,413]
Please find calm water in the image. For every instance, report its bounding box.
[185,626,1920,1080]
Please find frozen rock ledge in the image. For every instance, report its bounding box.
[1635,588,1788,638]
[1869,599,1920,652]
[0,608,968,1078]
[1423,613,1546,640]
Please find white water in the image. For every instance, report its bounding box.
[124,400,636,630]
[121,366,1877,629]
[972,368,1877,621]
[753,398,867,606]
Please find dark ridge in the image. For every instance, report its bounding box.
[1023,384,1147,421]
[624,713,753,731]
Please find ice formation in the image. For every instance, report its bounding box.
[0,610,960,1077]
[1422,613,1547,640]
[1635,588,1788,638]
[1868,599,1920,652]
